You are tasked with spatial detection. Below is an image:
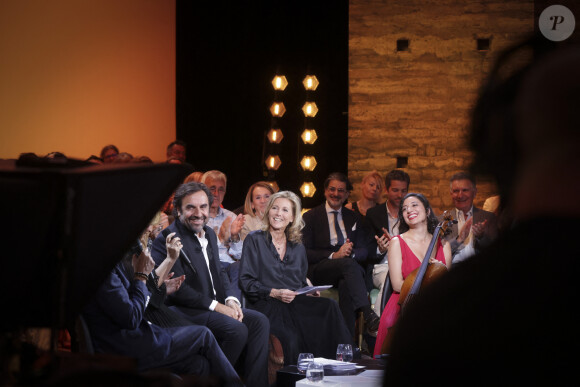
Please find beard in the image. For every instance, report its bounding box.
[179,213,207,234]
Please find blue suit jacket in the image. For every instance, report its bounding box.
[83,262,171,369]
[302,203,369,266]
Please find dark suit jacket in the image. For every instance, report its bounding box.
[302,203,369,267]
[363,202,398,261]
[151,220,235,315]
[439,206,498,256]
[83,262,172,368]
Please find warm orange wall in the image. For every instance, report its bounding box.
[0,0,175,161]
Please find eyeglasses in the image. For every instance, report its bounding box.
[327,187,347,194]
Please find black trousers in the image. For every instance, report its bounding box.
[174,307,270,387]
[309,258,370,336]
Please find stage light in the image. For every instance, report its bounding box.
[300,182,316,197]
[303,75,319,91]
[272,75,288,91]
[265,155,282,170]
[301,129,318,144]
[270,102,286,117]
[300,156,317,171]
[267,129,283,144]
[302,102,318,117]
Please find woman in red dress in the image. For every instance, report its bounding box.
[373,193,452,356]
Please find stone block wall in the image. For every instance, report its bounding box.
[348,0,533,213]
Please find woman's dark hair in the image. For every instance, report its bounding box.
[396,193,439,234]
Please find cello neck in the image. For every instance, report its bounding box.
[407,224,442,297]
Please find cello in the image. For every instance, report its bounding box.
[398,211,455,310]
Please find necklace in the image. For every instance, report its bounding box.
[272,237,286,252]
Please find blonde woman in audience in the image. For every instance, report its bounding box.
[345,171,383,217]
[185,171,204,183]
[241,181,276,241]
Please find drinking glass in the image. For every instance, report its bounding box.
[306,362,324,383]
[336,343,353,362]
[342,344,353,362]
[297,353,314,372]
[336,344,345,361]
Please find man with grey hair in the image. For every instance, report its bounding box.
[441,172,498,264]
[201,170,245,298]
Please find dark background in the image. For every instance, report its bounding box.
[176,0,348,210]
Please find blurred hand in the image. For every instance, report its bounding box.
[165,273,185,295]
[165,232,182,261]
[472,219,488,238]
[132,250,155,276]
[271,288,297,303]
[457,217,473,244]
[230,214,245,239]
[334,239,353,258]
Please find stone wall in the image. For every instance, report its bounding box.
[348,0,533,213]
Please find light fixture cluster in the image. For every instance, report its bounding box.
[299,75,319,199]
[265,75,287,174]
[263,74,320,202]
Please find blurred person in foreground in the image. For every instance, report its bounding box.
[384,37,580,386]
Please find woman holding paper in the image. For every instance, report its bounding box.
[240,191,352,365]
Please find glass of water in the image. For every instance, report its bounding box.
[306,361,324,383]
[297,353,314,372]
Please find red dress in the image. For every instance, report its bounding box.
[373,235,447,356]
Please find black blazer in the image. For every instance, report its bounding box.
[362,203,396,261]
[302,203,369,266]
[151,220,234,314]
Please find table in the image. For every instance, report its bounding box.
[276,358,386,387]
[296,369,384,387]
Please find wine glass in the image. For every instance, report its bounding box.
[342,344,353,362]
[336,344,344,361]
[306,361,324,383]
[336,343,353,362]
[297,353,314,372]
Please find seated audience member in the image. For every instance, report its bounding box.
[364,169,410,312]
[373,193,451,356]
[185,171,204,183]
[82,236,240,383]
[345,170,382,217]
[201,170,245,299]
[384,38,580,385]
[133,155,153,164]
[302,172,379,337]
[441,172,498,265]
[100,145,119,164]
[151,182,269,387]
[240,181,275,241]
[113,152,134,164]
[85,155,103,164]
[166,140,187,163]
[240,191,352,365]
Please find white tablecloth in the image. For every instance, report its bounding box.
[296,370,384,387]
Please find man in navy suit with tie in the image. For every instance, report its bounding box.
[151,182,269,387]
[303,172,380,337]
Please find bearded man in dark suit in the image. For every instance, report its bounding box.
[302,172,379,337]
